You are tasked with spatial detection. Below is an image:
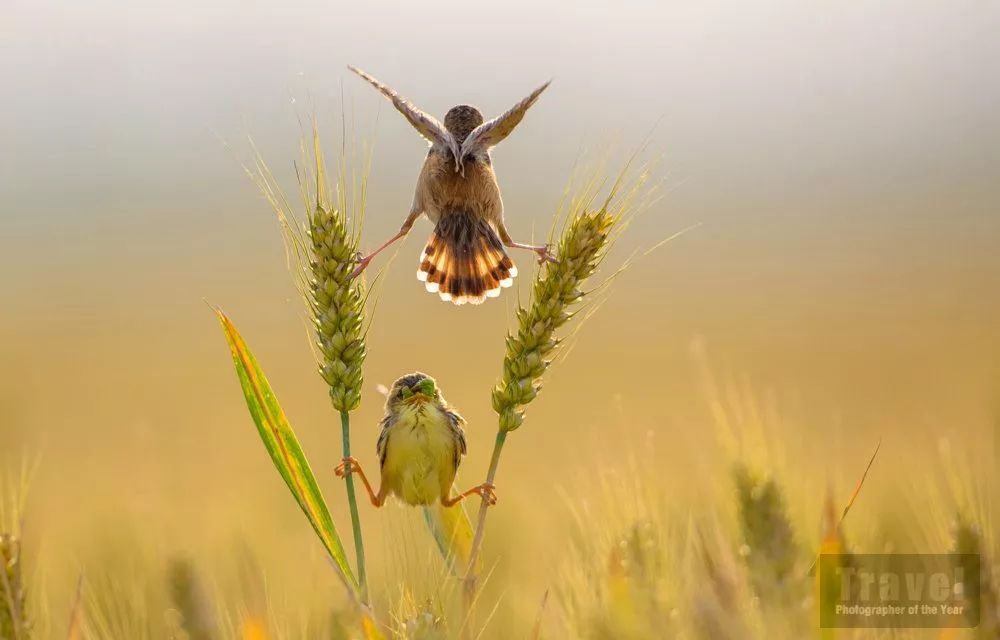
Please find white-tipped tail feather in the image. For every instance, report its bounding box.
[417,213,516,305]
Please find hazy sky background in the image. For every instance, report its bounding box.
[1,0,998,615]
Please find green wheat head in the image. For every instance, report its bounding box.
[492,207,615,432]
[308,202,366,412]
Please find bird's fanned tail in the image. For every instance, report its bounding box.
[417,211,517,305]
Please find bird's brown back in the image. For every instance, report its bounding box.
[417,151,502,226]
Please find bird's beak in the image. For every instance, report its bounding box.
[408,380,436,400]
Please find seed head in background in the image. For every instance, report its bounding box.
[0,533,28,639]
[0,463,32,640]
[347,65,555,305]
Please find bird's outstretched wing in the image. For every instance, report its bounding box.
[348,65,459,158]
[459,80,551,161]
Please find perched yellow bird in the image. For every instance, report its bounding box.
[347,65,555,305]
[335,372,497,507]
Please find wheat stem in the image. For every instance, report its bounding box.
[341,409,368,601]
[461,183,632,636]
[461,431,507,638]
[463,431,507,600]
[307,185,368,603]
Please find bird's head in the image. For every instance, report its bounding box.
[443,105,484,145]
[386,372,441,410]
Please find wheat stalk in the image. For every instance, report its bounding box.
[304,132,371,602]
[461,162,650,628]
[463,209,614,594]
[244,121,372,602]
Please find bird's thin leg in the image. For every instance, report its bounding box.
[497,220,557,264]
[441,482,497,507]
[335,456,385,507]
[351,208,422,278]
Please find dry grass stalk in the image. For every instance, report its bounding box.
[1,464,32,640]
[64,577,83,640]
[0,532,29,640]
[691,525,750,640]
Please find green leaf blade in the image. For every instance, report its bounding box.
[217,309,359,595]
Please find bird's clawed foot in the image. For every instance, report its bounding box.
[350,253,373,279]
[473,482,498,506]
[335,456,361,478]
[534,245,557,265]
[335,457,383,506]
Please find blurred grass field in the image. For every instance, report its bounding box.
[2,337,996,638]
[2,138,998,637]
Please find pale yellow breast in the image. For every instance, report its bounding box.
[380,401,460,506]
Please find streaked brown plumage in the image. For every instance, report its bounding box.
[442,104,484,143]
[347,65,555,304]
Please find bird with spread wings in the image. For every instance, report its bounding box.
[348,65,554,305]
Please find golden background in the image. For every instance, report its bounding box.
[2,0,998,634]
